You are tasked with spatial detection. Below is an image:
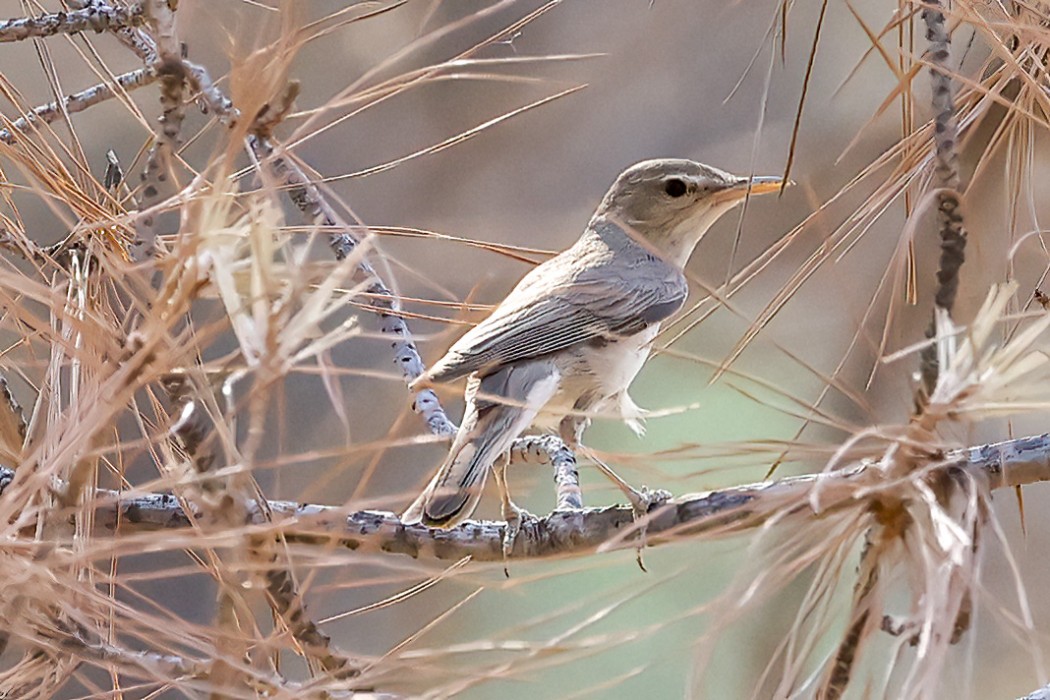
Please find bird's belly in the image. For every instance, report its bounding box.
[532,325,659,428]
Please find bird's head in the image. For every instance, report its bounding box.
[595,159,786,266]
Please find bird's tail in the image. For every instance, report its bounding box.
[403,363,559,528]
[403,397,538,527]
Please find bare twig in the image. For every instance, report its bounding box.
[917,0,968,402]
[248,134,458,439]
[130,57,184,261]
[0,67,156,145]
[183,59,237,124]
[0,4,145,43]
[127,0,191,261]
[510,434,582,509]
[68,0,157,63]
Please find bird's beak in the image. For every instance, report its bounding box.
[713,175,790,204]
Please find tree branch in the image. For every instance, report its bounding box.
[0,67,157,145]
[0,4,145,43]
[917,0,968,402]
[20,433,1039,563]
[248,134,459,439]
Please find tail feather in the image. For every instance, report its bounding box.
[403,442,487,527]
[402,362,560,528]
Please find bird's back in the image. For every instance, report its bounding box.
[418,220,688,386]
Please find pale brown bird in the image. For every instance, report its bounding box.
[403,159,783,528]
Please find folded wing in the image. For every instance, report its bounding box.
[418,239,688,385]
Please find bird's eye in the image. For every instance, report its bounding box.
[664,178,687,198]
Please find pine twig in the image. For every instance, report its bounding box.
[510,434,582,509]
[917,0,968,402]
[68,0,157,63]
[247,134,458,439]
[37,432,1050,564]
[0,3,145,43]
[0,67,157,145]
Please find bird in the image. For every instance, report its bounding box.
[402,159,784,528]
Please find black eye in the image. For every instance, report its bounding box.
[664,178,687,198]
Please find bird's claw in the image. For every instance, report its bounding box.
[501,502,537,577]
[625,484,672,517]
[625,486,671,572]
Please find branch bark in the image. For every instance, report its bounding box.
[0,68,156,145]
[917,0,968,402]
[0,4,145,43]
[21,432,1041,564]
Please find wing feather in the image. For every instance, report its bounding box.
[420,232,687,384]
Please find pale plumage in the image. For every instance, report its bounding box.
[422,220,689,384]
[403,159,783,527]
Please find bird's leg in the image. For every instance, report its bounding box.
[561,413,664,515]
[558,414,587,448]
[492,453,535,577]
[567,421,672,575]
[590,451,670,572]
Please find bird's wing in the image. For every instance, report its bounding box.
[420,250,687,384]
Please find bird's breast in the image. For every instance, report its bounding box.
[532,324,660,428]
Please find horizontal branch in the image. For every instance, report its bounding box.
[0,4,145,43]
[22,432,1045,564]
[69,0,157,64]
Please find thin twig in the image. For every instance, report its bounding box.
[183,58,237,124]
[0,67,157,145]
[510,434,582,509]
[248,134,458,439]
[0,4,145,43]
[917,0,968,402]
[68,0,157,63]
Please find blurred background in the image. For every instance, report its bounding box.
[3,0,1050,697]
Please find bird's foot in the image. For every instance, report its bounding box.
[500,500,537,577]
[583,447,670,571]
[492,458,537,577]
[623,485,671,572]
